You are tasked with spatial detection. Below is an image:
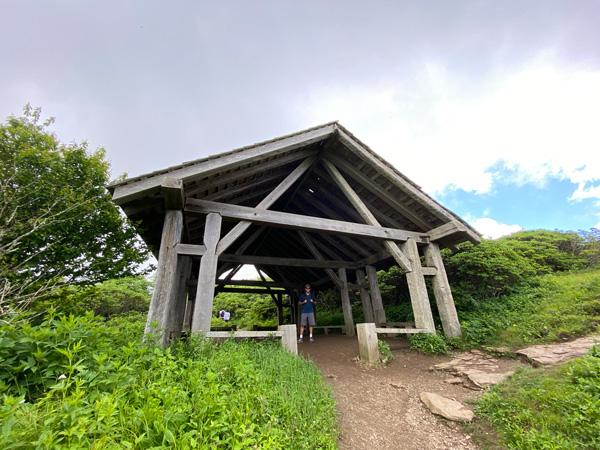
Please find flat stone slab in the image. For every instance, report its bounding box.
[465,370,513,388]
[420,392,474,422]
[516,335,600,365]
[431,350,517,390]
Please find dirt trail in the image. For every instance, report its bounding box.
[297,334,522,450]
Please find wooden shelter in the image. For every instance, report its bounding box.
[108,122,481,345]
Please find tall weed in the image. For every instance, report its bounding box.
[0,312,338,449]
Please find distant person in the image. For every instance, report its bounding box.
[223,311,230,322]
[218,309,225,319]
[298,284,316,343]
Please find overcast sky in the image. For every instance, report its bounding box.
[2,0,599,241]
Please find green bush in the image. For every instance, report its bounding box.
[377,340,393,366]
[0,312,339,449]
[408,331,450,356]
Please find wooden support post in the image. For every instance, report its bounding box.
[168,255,193,340]
[276,293,283,326]
[366,265,387,325]
[401,238,436,334]
[279,324,298,355]
[338,268,356,337]
[357,323,379,366]
[356,269,375,323]
[145,210,185,346]
[191,212,222,333]
[424,243,462,337]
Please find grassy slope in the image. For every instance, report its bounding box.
[469,267,600,449]
[0,312,339,449]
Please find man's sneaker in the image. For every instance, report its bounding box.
[297,338,303,344]
[310,338,315,343]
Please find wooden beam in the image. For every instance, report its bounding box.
[298,231,343,288]
[184,147,318,197]
[216,155,317,255]
[219,253,356,269]
[356,269,375,323]
[191,212,222,333]
[424,243,462,337]
[322,158,413,272]
[338,268,355,337]
[174,243,206,256]
[366,265,387,325]
[161,178,184,210]
[324,153,433,230]
[401,238,436,333]
[185,199,430,244]
[145,210,185,346]
[111,124,335,205]
[428,222,465,242]
[336,127,459,225]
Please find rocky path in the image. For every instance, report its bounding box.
[297,334,600,450]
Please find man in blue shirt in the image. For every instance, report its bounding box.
[298,284,316,343]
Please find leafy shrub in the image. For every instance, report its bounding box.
[409,331,450,356]
[0,312,339,449]
[377,340,394,366]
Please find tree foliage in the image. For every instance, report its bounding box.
[0,106,152,319]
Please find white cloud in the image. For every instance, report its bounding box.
[465,215,522,240]
[294,53,600,200]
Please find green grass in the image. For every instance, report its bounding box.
[0,311,339,449]
[476,345,600,449]
[457,267,600,349]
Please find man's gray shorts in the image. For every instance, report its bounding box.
[301,312,316,326]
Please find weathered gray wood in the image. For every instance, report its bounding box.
[336,128,459,225]
[206,330,284,338]
[191,212,222,333]
[175,243,207,256]
[401,238,436,333]
[357,323,379,365]
[111,124,336,205]
[421,267,438,276]
[324,153,433,230]
[428,222,465,242]
[186,199,429,244]
[356,269,375,323]
[338,268,356,337]
[216,155,317,255]
[168,255,193,340]
[298,231,343,288]
[366,265,387,325]
[161,178,184,210]
[424,243,462,338]
[374,327,428,334]
[185,147,318,197]
[322,158,413,272]
[279,324,298,354]
[145,210,185,346]
[219,253,356,269]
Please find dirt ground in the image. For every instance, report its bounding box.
[297,334,520,450]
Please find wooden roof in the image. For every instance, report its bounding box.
[108,122,480,289]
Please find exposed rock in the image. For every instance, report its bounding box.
[420,392,474,422]
[516,335,600,365]
[465,370,513,388]
[389,381,405,389]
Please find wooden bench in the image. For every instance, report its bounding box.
[312,325,346,335]
[205,324,298,355]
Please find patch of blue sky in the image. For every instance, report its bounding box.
[436,169,599,233]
